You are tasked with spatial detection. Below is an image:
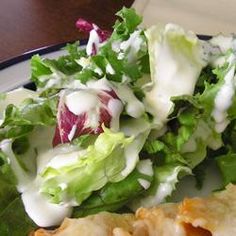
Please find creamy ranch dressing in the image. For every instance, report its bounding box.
[86,78,112,91]
[76,57,90,68]
[65,90,98,115]
[0,125,83,227]
[0,139,33,192]
[42,72,62,90]
[107,99,123,131]
[181,120,222,154]
[21,181,72,227]
[83,107,100,129]
[212,53,236,133]
[105,63,115,75]
[121,130,149,178]
[136,160,153,190]
[37,144,82,174]
[120,30,143,62]
[68,124,77,141]
[144,24,206,125]
[113,84,145,118]
[136,159,153,177]
[21,144,84,227]
[130,166,190,210]
[111,30,144,62]
[86,29,100,55]
[138,179,151,189]
[111,40,121,52]
[63,79,124,131]
[210,34,236,53]
[0,88,38,118]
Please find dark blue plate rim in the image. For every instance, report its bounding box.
[0,35,211,71]
[0,39,88,71]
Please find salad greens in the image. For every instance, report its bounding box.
[1,6,236,235]
[40,127,135,205]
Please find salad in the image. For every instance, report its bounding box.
[1,7,236,235]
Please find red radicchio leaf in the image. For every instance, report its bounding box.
[53,89,122,146]
[75,18,111,55]
[75,18,111,42]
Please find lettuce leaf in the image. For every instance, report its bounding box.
[112,7,142,40]
[0,150,36,236]
[130,164,191,209]
[216,153,236,186]
[0,96,57,140]
[40,127,148,206]
[144,23,207,125]
[73,160,153,217]
[31,42,85,89]
[31,7,148,93]
[0,197,36,236]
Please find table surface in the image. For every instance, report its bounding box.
[0,0,133,63]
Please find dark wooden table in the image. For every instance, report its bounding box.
[0,0,133,63]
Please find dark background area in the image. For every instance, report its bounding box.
[0,0,133,63]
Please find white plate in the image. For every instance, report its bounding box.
[0,49,67,92]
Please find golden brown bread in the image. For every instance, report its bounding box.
[33,184,236,236]
[34,212,135,236]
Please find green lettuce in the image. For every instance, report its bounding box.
[144,23,207,125]
[40,127,148,206]
[216,153,236,186]
[112,7,142,40]
[31,7,149,93]
[130,164,191,209]
[0,197,36,236]
[31,42,85,89]
[0,96,57,140]
[0,150,36,236]
[73,159,153,217]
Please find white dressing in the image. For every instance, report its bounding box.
[121,130,150,178]
[0,139,33,192]
[0,88,37,118]
[76,57,91,68]
[120,117,150,137]
[144,24,206,125]
[86,78,112,91]
[46,150,81,170]
[210,34,236,53]
[130,166,191,210]
[86,29,100,55]
[120,30,143,62]
[138,178,151,190]
[136,159,153,177]
[106,63,115,75]
[21,143,84,226]
[107,99,123,131]
[182,120,215,153]
[111,30,144,63]
[68,125,77,141]
[36,144,81,174]
[42,72,62,90]
[85,110,100,129]
[65,90,98,115]
[94,67,103,76]
[22,182,72,227]
[114,84,144,118]
[111,40,121,52]
[212,53,236,133]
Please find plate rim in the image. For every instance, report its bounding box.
[0,35,211,71]
[0,39,88,70]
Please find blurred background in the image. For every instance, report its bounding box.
[0,0,133,62]
[1,0,235,63]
